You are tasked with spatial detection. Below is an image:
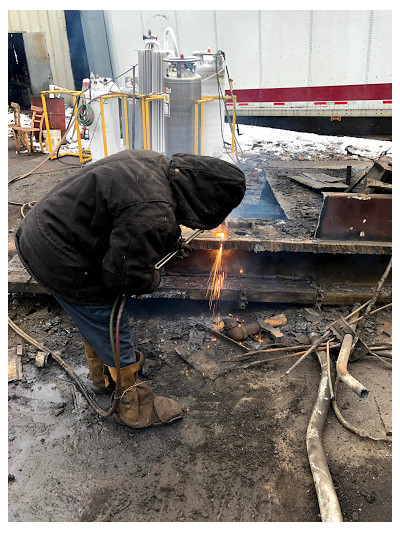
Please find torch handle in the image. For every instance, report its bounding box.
[155,229,204,269]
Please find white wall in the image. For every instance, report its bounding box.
[104,9,392,91]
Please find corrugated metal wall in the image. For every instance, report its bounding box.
[8,10,75,91]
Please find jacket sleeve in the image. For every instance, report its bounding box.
[102,206,181,296]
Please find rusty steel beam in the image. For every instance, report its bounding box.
[315,193,392,242]
[187,236,391,255]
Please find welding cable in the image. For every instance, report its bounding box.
[215,50,242,157]
[8,106,84,185]
[109,294,128,400]
[20,201,37,218]
[8,76,129,183]
[7,293,129,418]
[8,316,119,417]
[8,92,104,183]
[214,51,258,172]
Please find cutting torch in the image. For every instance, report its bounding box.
[155,229,204,270]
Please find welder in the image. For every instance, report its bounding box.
[15,150,246,429]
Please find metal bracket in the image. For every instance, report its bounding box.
[239,291,248,310]
[329,317,355,342]
[310,281,324,311]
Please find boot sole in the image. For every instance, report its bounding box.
[113,412,183,429]
[92,386,114,395]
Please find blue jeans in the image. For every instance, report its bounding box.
[56,297,137,367]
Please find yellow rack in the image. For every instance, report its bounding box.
[194,94,237,155]
[41,90,91,163]
[136,94,164,151]
[41,90,131,163]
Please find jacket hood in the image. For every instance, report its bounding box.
[168,154,246,230]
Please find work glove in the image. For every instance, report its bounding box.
[170,240,192,260]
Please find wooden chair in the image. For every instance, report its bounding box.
[9,102,21,129]
[10,104,45,155]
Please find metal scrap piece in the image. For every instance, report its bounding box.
[8,347,23,382]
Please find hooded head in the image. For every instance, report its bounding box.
[168,154,246,230]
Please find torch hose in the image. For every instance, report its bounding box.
[7,294,129,418]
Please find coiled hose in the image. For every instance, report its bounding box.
[76,103,94,127]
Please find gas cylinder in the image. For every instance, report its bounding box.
[193,50,225,157]
[163,56,201,158]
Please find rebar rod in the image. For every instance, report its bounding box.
[281,300,372,379]
[326,341,334,399]
[280,330,331,379]
[351,258,392,353]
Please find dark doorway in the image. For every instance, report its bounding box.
[8,33,31,109]
[65,10,90,90]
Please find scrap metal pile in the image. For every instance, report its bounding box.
[170,250,392,522]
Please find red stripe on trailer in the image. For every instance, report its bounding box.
[228,83,392,103]
[334,101,347,105]
[383,100,392,104]
[314,102,327,105]
[238,103,249,106]
[274,102,285,106]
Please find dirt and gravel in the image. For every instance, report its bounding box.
[8,137,392,522]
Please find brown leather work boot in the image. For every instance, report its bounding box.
[108,350,183,429]
[84,341,112,394]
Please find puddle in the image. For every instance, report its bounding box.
[29,381,65,404]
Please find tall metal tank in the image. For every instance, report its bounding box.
[121,75,136,150]
[137,38,166,152]
[163,56,201,158]
[193,50,225,157]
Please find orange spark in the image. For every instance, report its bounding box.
[206,243,225,310]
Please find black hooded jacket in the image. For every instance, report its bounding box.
[15,150,245,304]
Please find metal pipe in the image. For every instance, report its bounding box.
[282,301,372,379]
[332,375,392,442]
[73,94,85,164]
[155,229,204,269]
[306,334,343,522]
[231,95,236,153]
[336,333,369,399]
[123,95,129,150]
[200,102,204,156]
[281,330,331,378]
[41,92,53,155]
[141,97,147,149]
[145,98,150,150]
[100,97,107,157]
[194,102,199,154]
